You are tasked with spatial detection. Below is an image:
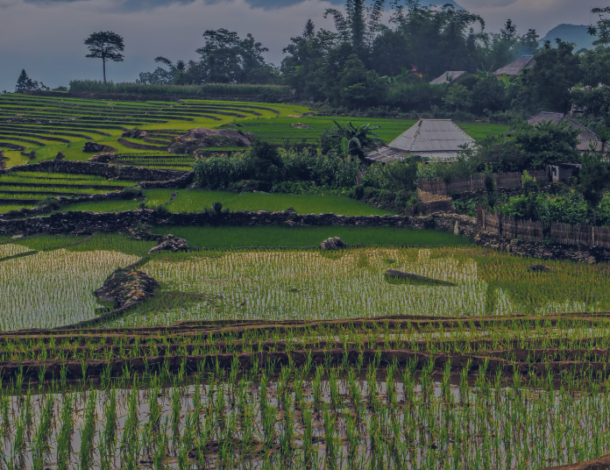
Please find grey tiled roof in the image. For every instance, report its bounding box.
[430,71,467,85]
[367,119,476,162]
[495,56,535,76]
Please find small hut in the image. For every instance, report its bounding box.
[527,111,603,152]
[495,56,535,76]
[367,119,476,163]
[430,71,467,85]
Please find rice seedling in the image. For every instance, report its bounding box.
[0,232,608,469]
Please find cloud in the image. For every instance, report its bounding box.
[460,0,517,6]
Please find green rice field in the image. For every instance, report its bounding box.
[0,233,609,469]
[0,93,601,470]
[0,93,508,171]
[153,226,469,248]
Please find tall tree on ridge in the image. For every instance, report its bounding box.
[324,0,386,63]
[84,31,125,85]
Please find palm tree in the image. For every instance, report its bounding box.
[154,57,188,85]
[331,121,382,162]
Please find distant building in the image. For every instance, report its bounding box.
[430,71,467,85]
[495,56,535,76]
[367,119,476,163]
[527,111,603,152]
[547,163,581,183]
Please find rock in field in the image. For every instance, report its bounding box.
[527,264,552,272]
[169,128,255,154]
[95,270,159,308]
[83,141,116,153]
[54,152,66,161]
[320,237,347,250]
[148,235,190,255]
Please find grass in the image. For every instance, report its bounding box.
[61,199,143,213]
[228,116,509,145]
[161,189,395,216]
[152,226,472,248]
[0,204,34,213]
[65,232,156,257]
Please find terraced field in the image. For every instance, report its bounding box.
[0,94,508,171]
[0,171,140,210]
[0,236,608,469]
[0,94,309,168]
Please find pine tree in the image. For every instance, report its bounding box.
[15,70,39,92]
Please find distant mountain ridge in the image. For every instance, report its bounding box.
[540,24,595,50]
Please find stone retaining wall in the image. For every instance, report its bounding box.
[138,172,194,189]
[3,161,187,182]
[0,210,476,237]
[0,207,608,263]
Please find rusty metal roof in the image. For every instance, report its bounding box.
[430,71,467,85]
[495,56,535,76]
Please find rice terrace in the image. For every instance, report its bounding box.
[6,0,610,468]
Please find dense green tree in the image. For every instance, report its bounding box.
[323,0,386,63]
[281,20,338,101]
[84,31,125,85]
[15,70,39,92]
[442,84,472,112]
[392,3,485,78]
[580,47,610,87]
[470,73,507,114]
[588,7,610,47]
[520,40,582,112]
[514,120,580,170]
[578,152,610,225]
[370,29,411,77]
[338,55,387,108]
[195,29,278,84]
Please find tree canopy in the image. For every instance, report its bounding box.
[84,31,125,85]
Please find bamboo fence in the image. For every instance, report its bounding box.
[418,170,546,195]
[478,209,610,249]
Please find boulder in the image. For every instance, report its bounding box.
[88,153,115,163]
[527,264,552,272]
[28,151,36,160]
[94,270,159,308]
[122,128,148,139]
[83,141,116,153]
[54,151,66,161]
[169,128,255,154]
[148,235,190,255]
[320,237,347,250]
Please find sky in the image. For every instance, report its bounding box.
[0,0,604,91]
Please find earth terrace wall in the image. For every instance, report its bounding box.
[2,161,188,182]
[24,91,290,103]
